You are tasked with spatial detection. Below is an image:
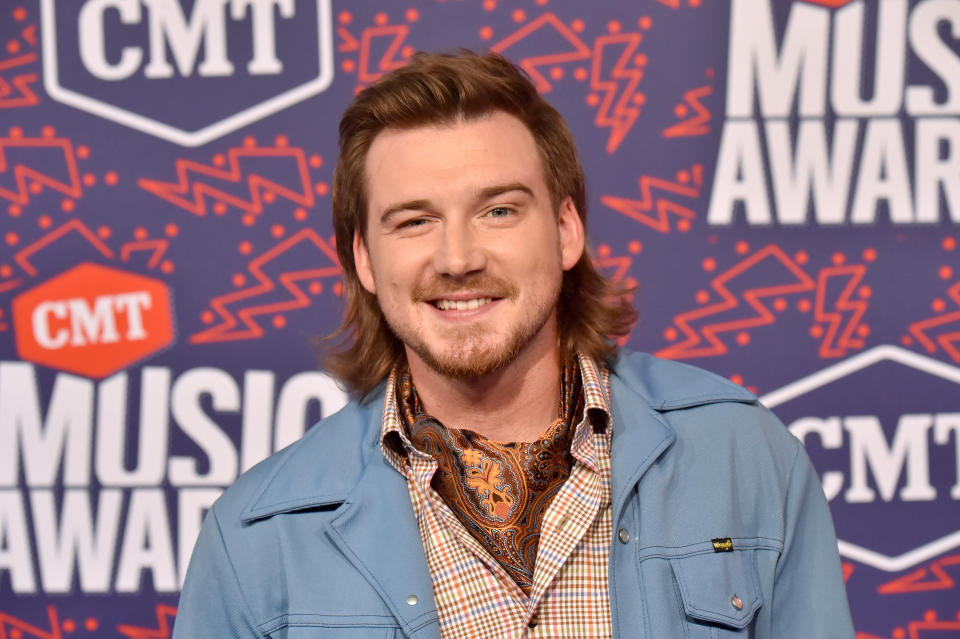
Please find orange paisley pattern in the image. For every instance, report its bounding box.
[398,361,583,594]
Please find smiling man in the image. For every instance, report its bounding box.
[173,52,855,638]
[353,110,585,443]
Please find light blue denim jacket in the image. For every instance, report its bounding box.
[173,352,855,638]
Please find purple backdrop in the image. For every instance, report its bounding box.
[2,0,959,636]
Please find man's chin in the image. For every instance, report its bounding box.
[421,352,512,380]
[412,339,521,381]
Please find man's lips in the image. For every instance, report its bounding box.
[432,297,496,311]
[414,276,516,312]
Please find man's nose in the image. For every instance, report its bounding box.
[432,220,486,277]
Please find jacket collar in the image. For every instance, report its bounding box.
[240,389,387,523]
[609,351,756,410]
[606,351,756,516]
[240,384,441,638]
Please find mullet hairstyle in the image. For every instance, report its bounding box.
[325,50,636,397]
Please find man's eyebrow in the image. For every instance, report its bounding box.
[476,183,534,201]
[379,199,435,224]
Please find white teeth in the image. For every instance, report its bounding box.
[435,297,493,311]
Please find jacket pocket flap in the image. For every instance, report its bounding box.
[670,552,761,629]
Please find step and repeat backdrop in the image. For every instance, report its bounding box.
[1,0,959,636]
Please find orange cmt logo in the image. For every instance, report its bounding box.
[12,263,175,379]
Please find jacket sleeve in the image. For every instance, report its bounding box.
[771,441,856,638]
[172,506,262,639]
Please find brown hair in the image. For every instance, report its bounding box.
[325,50,635,397]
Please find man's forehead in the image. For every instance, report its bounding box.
[363,111,549,207]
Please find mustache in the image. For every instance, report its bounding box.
[412,274,517,302]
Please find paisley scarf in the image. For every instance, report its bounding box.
[397,361,583,594]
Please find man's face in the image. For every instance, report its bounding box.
[354,110,584,380]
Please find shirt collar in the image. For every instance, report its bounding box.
[380,365,419,475]
[380,353,612,474]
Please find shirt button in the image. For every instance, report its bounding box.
[406,594,419,606]
[528,616,539,629]
[731,595,743,610]
[618,528,630,543]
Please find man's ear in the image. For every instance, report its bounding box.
[353,230,377,294]
[558,196,585,271]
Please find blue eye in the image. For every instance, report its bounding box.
[397,217,428,229]
[488,207,511,218]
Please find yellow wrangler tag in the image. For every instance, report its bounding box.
[711,538,734,552]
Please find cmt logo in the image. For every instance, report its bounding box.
[12,263,175,379]
[762,346,960,572]
[41,0,334,146]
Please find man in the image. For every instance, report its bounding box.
[173,51,855,638]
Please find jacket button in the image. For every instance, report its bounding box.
[617,528,630,543]
[407,595,419,606]
[731,595,743,610]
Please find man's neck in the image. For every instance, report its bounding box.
[405,341,562,443]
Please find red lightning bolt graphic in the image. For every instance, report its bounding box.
[594,249,638,345]
[117,604,177,639]
[842,562,855,582]
[120,239,169,270]
[813,264,868,358]
[0,605,62,639]
[657,245,816,359]
[491,13,591,93]
[877,554,960,594]
[137,145,315,216]
[15,219,114,277]
[909,281,960,363]
[0,278,20,294]
[590,33,644,153]
[22,24,38,47]
[662,85,712,138]
[337,25,359,53]
[900,610,960,638]
[0,133,82,207]
[0,52,39,109]
[190,229,341,343]
[595,254,632,283]
[601,165,702,233]
[357,24,410,84]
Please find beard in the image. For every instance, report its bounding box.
[388,272,562,380]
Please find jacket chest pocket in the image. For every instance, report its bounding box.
[266,627,399,639]
[668,551,761,638]
[261,615,402,639]
[268,627,403,639]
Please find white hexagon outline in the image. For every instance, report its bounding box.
[760,344,960,572]
[40,0,334,147]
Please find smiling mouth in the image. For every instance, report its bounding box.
[432,297,497,311]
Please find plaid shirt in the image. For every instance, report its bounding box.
[381,355,613,638]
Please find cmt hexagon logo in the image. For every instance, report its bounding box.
[12,263,175,379]
[41,0,334,146]
[761,346,960,573]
